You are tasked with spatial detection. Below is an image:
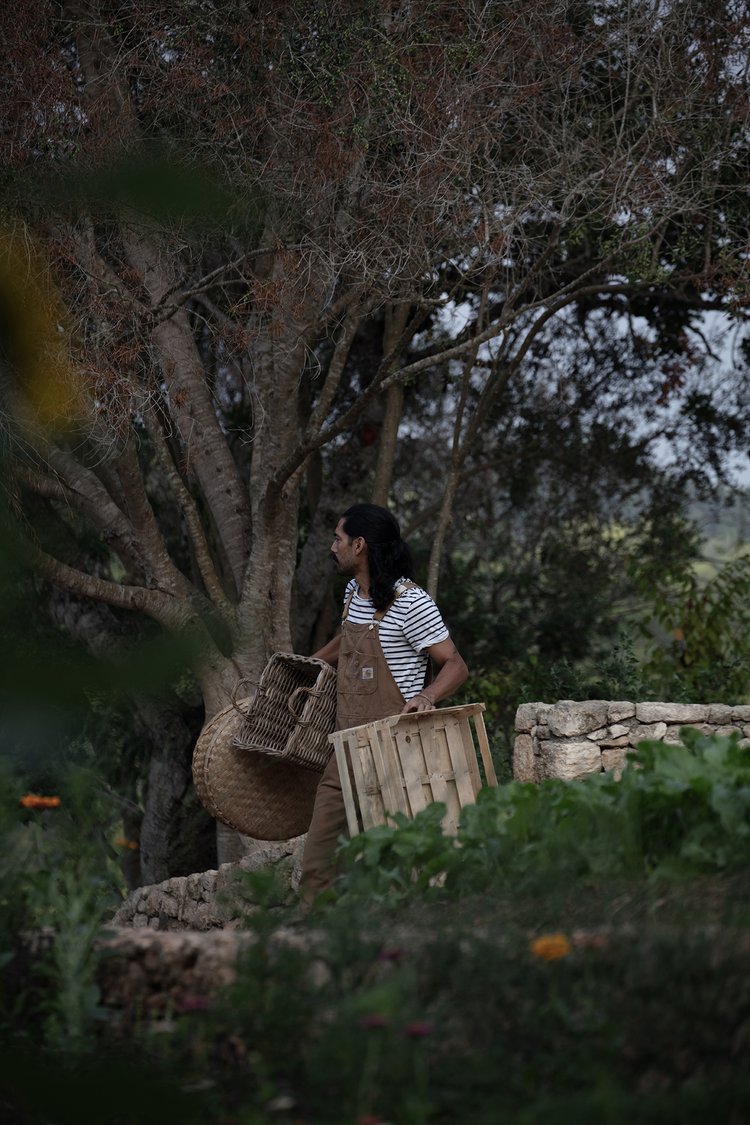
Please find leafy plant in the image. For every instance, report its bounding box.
[334,730,750,907]
[637,553,750,704]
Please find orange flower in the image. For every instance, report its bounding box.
[530,933,572,961]
[20,794,61,810]
[113,837,139,850]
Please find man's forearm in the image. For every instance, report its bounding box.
[422,652,468,705]
[402,644,468,713]
[312,633,341,667]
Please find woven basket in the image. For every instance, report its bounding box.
[192,702,321,840]
[233,652,337,772]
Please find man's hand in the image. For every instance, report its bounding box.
[401,691,434,714]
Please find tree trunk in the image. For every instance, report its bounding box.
[371,381,404,507]
[137,698,216,884]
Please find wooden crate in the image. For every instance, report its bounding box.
[329,703,498,836]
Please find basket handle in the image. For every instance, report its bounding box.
[231,677,258,716]
[288,685,323,724]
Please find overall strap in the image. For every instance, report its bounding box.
[341,579,417,624]
[341,589,356,622]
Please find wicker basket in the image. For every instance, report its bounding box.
[233,652,337,772]
[192,701,321,840]
[329,703,498,836]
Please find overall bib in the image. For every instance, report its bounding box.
[299,588,410,902]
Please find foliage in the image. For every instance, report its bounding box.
[3,732,750,1120]
[334,730,750,907]
[637,553,750,704]
[0,761,125,1050]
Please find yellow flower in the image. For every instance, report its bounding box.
[20,794,61,810]
[530,933,572,961]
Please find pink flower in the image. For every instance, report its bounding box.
[376,947,405,963]
[179,994,212,1013]
[358,1013,390,1030]
[404,1020,434,1038]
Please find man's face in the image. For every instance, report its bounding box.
[331,518,358,575]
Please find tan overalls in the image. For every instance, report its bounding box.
[299,584,413,903]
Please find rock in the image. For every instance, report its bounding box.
[586,727,609,741]
[628,722,667,744]
[96,927,251,1021]
[602,747,629,779]
[546,701,609,737]
[608,702,636,723]
[514,703,539,732]
[608,724,630,738]
[540,740,602,780]
[708,705,735,724]
[732,706,750,722]
[635,703,708,723]
[512,734,536,781]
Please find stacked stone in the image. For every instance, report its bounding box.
[513,700,750,783]
[112,837,305,931]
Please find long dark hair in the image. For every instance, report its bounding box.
[341,503,414,611]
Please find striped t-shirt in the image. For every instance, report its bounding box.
[342,578,450,701]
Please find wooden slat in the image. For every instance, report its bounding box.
[459,714,483,795]
[443,715,478,814]
[333,734,361,838]
[368,721,410,822]
[473,709,498,786]
[393,722,430,818]
[418,716,452,817]
[350,728,383,832]
[429,720,463,830]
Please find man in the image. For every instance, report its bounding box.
[299,502,468,904]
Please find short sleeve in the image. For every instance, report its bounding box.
[398,588,450,653]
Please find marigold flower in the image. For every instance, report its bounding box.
[20,794,61,810]
[530,933,572,961]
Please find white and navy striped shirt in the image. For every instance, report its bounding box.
[342,578,450,701]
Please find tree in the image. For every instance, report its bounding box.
[1,0,749,867]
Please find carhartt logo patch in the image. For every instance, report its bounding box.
[361,667,375,681]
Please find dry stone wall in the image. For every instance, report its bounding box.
[513,700,750,782]
[111,835,305,931]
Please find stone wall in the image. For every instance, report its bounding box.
[513,700,750,782]
[111,835,305,931]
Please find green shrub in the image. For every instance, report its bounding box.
[0,763,125,1051]
[334,729,750,907]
